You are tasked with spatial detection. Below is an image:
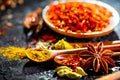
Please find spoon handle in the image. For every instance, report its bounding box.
[70,40,120,48]
[49,42,120,57]
[49,47,87,55]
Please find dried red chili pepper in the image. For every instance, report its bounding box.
[47,2,112,33]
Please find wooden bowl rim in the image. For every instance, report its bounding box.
[42,0,120,38]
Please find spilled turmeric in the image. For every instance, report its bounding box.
[0,46,27,60]
[0,46,51,61]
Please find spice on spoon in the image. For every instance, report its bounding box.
[26,48,51,62]
[0,41,120,62]
[54,53,84,69]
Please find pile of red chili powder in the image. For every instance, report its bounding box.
[47,2,112,33]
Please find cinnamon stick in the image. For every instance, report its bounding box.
[96,71,120,80]
[71,40,120,51]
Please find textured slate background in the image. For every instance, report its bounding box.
[0,0,120,80]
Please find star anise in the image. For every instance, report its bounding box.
[79,42,116,73]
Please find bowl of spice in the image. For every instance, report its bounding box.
[54,53,84,67]
[42,0,119,38]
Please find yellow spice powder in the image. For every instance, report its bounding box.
[26,49,51,62]
[0,46,51,61]
[0,46,27,60]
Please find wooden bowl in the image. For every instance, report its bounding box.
[42,0,119,38]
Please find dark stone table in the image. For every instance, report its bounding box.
[0,0,120,80]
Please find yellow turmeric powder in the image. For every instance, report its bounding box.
[54,39,82,49]
[26,48,51,62]
[54,39,74,50]
[0,46,27,60]
[0,46,51,61]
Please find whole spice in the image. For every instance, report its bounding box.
[79,42,116,73]
[75,67,87,76]
[55,66,72,72]
[24,8,43,34]
[66,72,82,79]
[57,68,72,77]
[55,66,87,79]
[47,2,112,33]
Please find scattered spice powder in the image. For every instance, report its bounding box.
[0,46,27,60]
[0,46,51,62]
[47,2,112,33]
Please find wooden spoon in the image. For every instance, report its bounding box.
[70,40,120,51]
[28,43,120,62]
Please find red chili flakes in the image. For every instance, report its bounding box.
[47,2,112,33]
[41,34,57,43]
[60,54,84,69]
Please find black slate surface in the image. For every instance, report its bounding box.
[0,0,120,80]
